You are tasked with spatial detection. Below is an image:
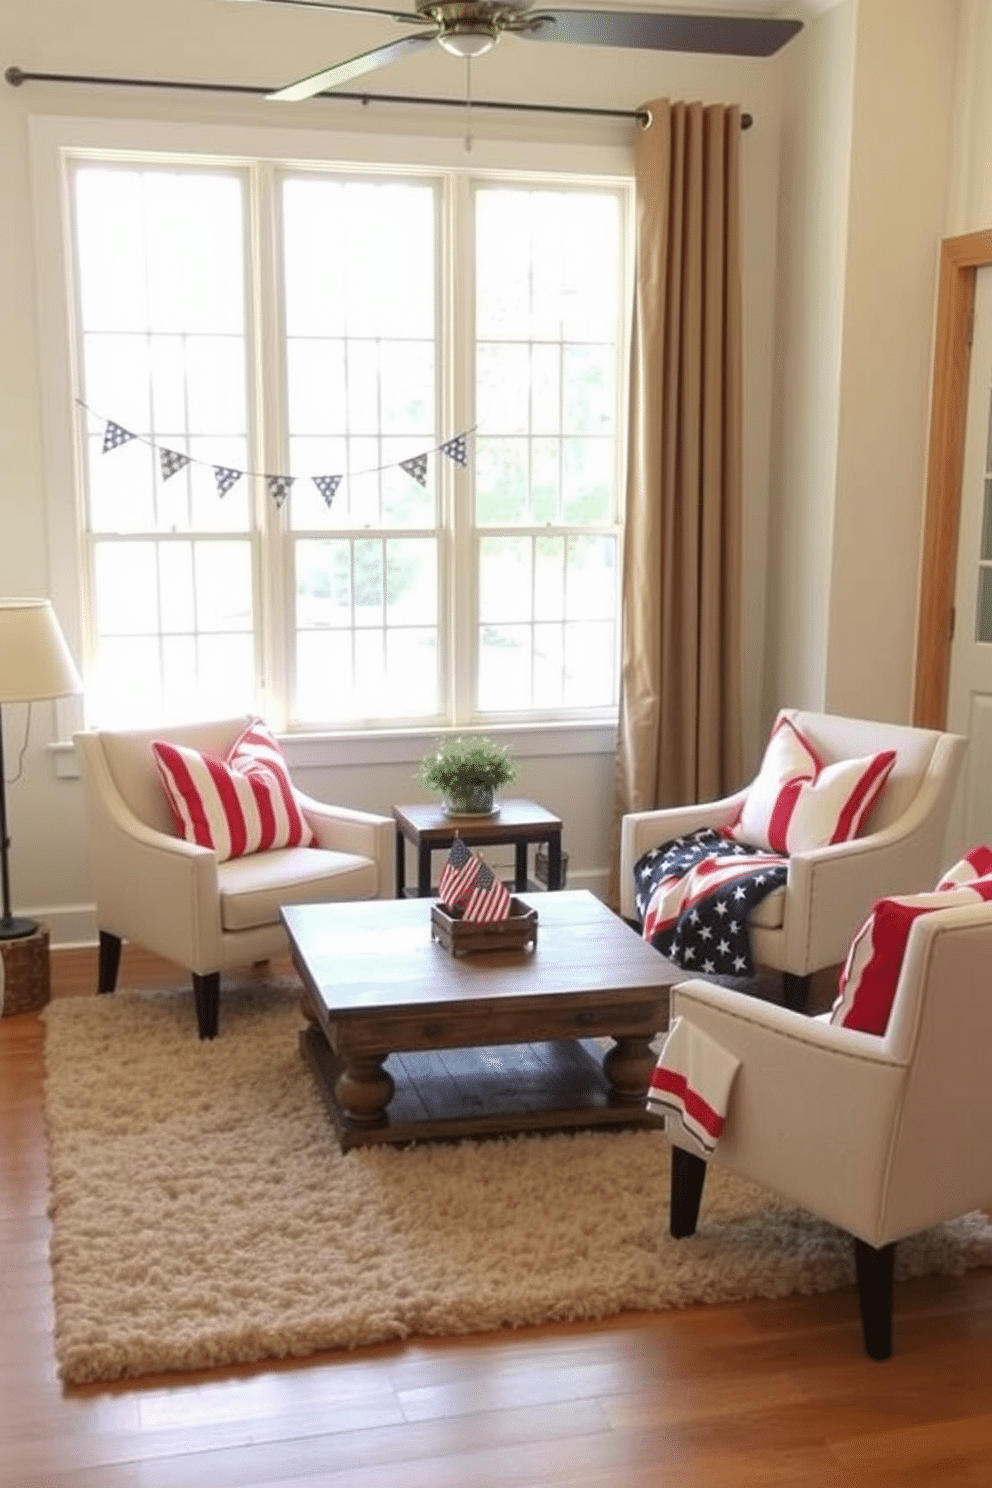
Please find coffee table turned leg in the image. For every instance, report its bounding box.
[336,1056,395,1124]
[602,1035,656,1102]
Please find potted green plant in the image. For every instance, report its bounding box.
[417,735,517,817]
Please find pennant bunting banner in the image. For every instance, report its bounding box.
[214,466,243,498]
[312,474,342,507]
[87,404,475,502]
[159,448,191,482]
[267,475,295,509]
[400,453,429,487]
[102,421,136,454]
[440,433,468,466]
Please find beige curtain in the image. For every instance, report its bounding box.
[611,98,744,895]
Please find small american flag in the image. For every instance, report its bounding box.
[438,835,478,910]
[462,859,512,922]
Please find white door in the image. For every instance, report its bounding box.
[945,267,992,858]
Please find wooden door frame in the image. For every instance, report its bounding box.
[914,228,992,727]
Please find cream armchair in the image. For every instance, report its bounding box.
[620,709,966,1009]
[665,897,992,1358]
[75,716,395,1038]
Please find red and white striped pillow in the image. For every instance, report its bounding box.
[831,848,992,1035]
[152,719,316,863]
[728,715,896,855]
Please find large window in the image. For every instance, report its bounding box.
[68,153,629,731]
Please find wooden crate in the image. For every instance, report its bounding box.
[1,924,51,1016]
[431,899,538,956]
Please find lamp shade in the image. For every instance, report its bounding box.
[0,599,82,703]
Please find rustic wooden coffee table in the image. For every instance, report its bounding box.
[281,890,685,1150]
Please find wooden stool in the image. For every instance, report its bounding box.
[0,924,51,1016]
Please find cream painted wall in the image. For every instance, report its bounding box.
[947,0,992,232]
[825,0,959,721]
[765,0,855,721]
[0,0,787,943]
[769,0,961,728]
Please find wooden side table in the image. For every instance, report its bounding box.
[392,799,564,898]
[0,924,51,1016]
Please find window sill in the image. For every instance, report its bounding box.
[50,719,617,780]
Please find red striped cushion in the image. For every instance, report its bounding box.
[152,719,316,862]
[831,863,992,1035]
[729,715,896,854]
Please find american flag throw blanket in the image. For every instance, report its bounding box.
[633,827,788,976]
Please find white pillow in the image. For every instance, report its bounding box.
[730,715,896,854]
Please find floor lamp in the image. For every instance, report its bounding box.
[0,599,82,940]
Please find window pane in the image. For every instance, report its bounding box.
[73,161,255,726]
[281,172,441,699]
[474,184,623,716]
[480,537,530,622]
[479,625,531,710]
[476,439,527,525]
[293,535,437,723]
[977,567,992,644]
[564,621,615,705]
[535,537,565,621]
[282,178,436,440]
[565,536,617,619]
[386,539,436,624]
[477,345,530,433]
[296,630,354,720]
[562,438,612,524]
[385,629,437,716]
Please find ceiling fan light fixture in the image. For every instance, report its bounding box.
[437,23,498,57]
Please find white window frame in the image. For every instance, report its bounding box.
[31,113,634,750]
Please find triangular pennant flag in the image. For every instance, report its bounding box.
[400,453,429,487]
[102,420,136,454]
[440,433,468,467]
[312,474,342,507]
[267,474,295,509]
[213,466,243,498]
[159,448,191,482]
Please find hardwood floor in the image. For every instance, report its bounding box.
[3,946,992,1487]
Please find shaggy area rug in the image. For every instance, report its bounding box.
[43,982,992,1385]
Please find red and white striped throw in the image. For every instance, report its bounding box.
[647,1016,741,1155]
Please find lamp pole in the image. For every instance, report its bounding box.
[0,702,37,939]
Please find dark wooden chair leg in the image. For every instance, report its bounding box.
[97,931,122,994]
[854,1237,896,1360]
[782,972,810,1012]
[192,972,221,1040]
[670,1146,708,1238]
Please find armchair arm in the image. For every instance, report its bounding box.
[83,785,224,971]
[668,980,908,1244]
[295,793,395,898]
[619,789,749,919]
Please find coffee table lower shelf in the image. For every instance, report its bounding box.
[300,1026,665,1150]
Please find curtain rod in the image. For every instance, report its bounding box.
[4,66,752,129]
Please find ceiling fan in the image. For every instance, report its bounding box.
[230,0,803,102]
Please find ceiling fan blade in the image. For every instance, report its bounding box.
[230,0,424,22]
[269,30,438,98]
[520,11,802,56]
